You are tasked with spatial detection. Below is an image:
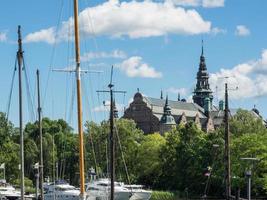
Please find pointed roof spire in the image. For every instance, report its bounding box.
[193,40,213,108]
[165,95,169,106]
[201,39,204,56]
[178,93,181,101]
[160,90,163,99]
[199,39,206,70]
[160,95,175,125]
[164,95,171,115]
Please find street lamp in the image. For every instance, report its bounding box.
[33,163,40,200]
[240,157,259,200]
[203,144,220,199]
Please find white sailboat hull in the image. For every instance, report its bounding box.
[129,190,152,200]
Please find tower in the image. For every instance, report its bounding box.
[193,40,213,108]
[160,95,176,134]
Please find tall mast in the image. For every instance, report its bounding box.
[17,25,25,200]
[224,83,231,199]
[73,0,85,197]
[97,66,126,200]
[17,26,24,200]
[109,82,115,200]
[37,70,44,200]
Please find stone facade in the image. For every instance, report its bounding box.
[123,42,265,134]
[123,92,211,134]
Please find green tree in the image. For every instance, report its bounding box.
[136,133,166,187]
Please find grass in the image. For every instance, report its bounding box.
[150,191,178,200]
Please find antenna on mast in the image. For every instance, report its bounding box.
[109,65,114,87]
[97,66,126,200]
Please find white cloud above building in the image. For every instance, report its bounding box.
[24,0,213,43]
[168,0,225,8]
[117,56,162,78]
[210,49,267,100]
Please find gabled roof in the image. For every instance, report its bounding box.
[143,96,207,119]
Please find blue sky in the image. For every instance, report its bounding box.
[1,0,267,129]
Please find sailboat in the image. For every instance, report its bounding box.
[41,0,86,199]
[85,67,152,200]
[49,0,150,199]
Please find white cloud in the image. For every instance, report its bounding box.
[166,87,188,96]
[210,49,267,100]
[202,0,224,8]
[24,27,56,44]
[80,49,127,62]
[93,100,124,112]
[168,0,200,7]
[211,27,227,35]
[25,0,212,43]
[168,0,224,7]
[0,32,7,42]
[235,25,250,37]
[89,63,109,68]
[117,56,162,78]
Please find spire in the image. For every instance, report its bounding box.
[164,95,171,115]
[199,40,206,70]
[178,93,181,101]
[192,40,213,108]
[160,90,163,99]
[201,39,204,57]
[160,95,175,125]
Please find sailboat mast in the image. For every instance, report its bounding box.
[73,0,85,197]
[224,83,231,200]
[17,25,25,200]
[37,70,44,200]
[109,83,115,200]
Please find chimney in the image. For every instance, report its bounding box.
[204,97,211,117]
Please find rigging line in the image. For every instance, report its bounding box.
[64,0,73,122]
[88,127,98,176]
[88,71,98,122]
[61,75,70,179]
[82,65,98,124]
[97,82,106,123]
[33,72,38,121]
[6,56,17,120]
[81,76,99,174]
[80,77,90,174]
[60,132,66,180]
[81,75,90,121]
[64,73,70,121]
[42,0,65,108]
[68,74,76,127]
[83,0,99,51]
[64,0,73,120]
[22,58,36,121]
[113,122,133,192]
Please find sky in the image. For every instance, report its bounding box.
[1,0,267,129]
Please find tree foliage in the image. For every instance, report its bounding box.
[1,109,267,198]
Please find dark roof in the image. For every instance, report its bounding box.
[144,97,202,111]
[142,96,207,119]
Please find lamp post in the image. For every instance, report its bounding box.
[203,144,220,199]
[33,163,40,200]
[240,157,258,200]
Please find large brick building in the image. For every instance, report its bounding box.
[123,43,264,134]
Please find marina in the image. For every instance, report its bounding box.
[0,0,267,200]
